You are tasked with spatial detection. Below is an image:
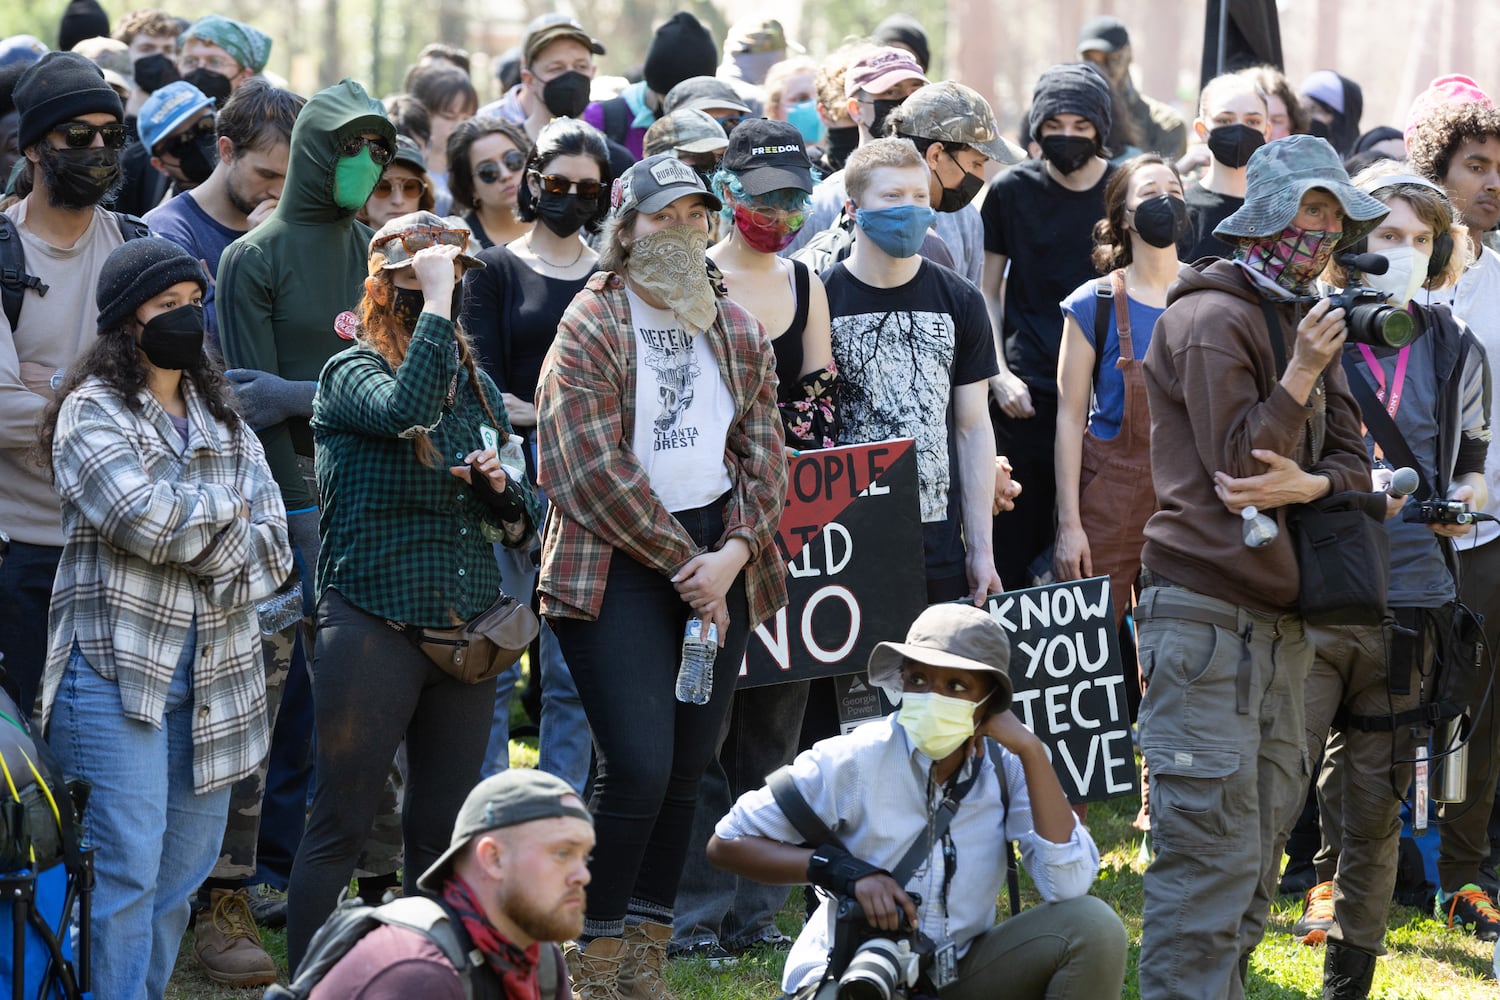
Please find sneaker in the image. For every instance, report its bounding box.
[246,883,286,929]
[1437,883,1500,941]
[193,887,279,986]
[665,936,737,968]
[727,926,793,954]
[1292,881,1334,946]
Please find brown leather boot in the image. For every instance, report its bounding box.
[192,887,279,986]
[617,920,677,1000]
[564,936,626,1000]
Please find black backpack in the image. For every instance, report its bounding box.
[264,894,565,1000]
[0,211,150,332]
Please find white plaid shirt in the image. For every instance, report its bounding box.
[41,377,292,793]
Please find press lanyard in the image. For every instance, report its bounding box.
[1357,343,1409,419]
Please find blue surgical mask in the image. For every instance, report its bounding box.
[786,100,826,146]
[854,204,937,259]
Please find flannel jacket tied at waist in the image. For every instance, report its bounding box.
[534,270,789,626]
[41,376,293,793]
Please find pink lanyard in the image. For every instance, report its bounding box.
[1357,343,1410,418]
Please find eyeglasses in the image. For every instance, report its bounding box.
[340,136,394,166]
[476,151,527,183]
[739,204,805,230]
[379,225,470,254]
[179,53,239,75]
[52,121,128,150]
[531,172,602,199]
[372,176,429,199]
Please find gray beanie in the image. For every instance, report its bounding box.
[1027,62,1112,146]
[96,238,207,332]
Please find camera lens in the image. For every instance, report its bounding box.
[1346,302,1416,348]
[838,939,905,1000]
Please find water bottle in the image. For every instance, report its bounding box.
[674,617,719,705]
[256,582,304,635]
[498,433,527,483]
[1241,506,1279,548]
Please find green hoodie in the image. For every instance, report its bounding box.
[218,79,395,510]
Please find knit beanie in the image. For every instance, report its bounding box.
[643,12,717,98]
[96,238,208,333]
[58,0,110,55]
[873,15,930,73]
[1027,62,1112,148]
[1404,74,1493,145]
[14,51,123,150]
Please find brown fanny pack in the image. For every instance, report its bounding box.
[391,594,540,684]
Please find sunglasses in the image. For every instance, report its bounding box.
[340,135,394,166]
[531,171,603,199]
[380,225,470,254]
[372,176,429,199]
[476,151,527,183]
[162,116,217,156]
[53,121,128,150]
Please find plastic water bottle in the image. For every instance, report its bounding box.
[1241,506,1279,548]
[674,617,719,705]
[256,583,303,635]
[498,434,527,482]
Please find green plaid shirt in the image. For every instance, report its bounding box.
[311,312,539,627]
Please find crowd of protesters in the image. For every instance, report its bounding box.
[4,4,1500,999]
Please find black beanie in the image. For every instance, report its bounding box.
[14,51,123,151]
[643,13,717,98]
[873,15,930,73]
[58,0,111,54]
[96,238,208,333]
[1027,63,1113,149]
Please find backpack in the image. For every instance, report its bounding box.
[264,893,565,1000]
[0,211,150,332]
[789,208,856,276]
[597,96,631,148]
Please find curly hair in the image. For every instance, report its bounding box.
[1408,101,1500,187]
[35,326,240,473]
[1090,154,1181,274]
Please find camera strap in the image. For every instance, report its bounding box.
[1342,353,1434,500]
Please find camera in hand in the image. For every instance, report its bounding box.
[823,893,936,1000]
[1319,252,1416,348]
[1405,498,1474,525]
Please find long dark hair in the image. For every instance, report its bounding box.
[35,326,241,472]
[1091,153,1180,274]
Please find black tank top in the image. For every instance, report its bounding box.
[771,260,812,403]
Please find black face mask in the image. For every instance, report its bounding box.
[824,126,858,171]
[1039,134,1096,175]
[935,150,984,213]
[183,68,234,107]
[392,285,425,332]
[1132,194,1192,249]
[38,145,122,210]
[133,53,180,93]
[1206,123,1265,169]
[139,303,205,370]
[869,99,904,139]
[541,71,592,119]
[536,190,596,238]
[169,132,218,184]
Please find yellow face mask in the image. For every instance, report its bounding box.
[897,690,988,760]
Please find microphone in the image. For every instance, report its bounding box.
[1387,467,1420,498]
[1337,251,1390,275]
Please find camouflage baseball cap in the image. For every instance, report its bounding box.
[643,108,728,157]
[1215,134,1389,248]
[892,81,1025,165]
[368,211,485,272]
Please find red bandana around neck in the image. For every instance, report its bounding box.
[442,875,541,1000]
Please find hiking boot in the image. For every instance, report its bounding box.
[1436,883,1500,941]
[193,887,279,986]
[1293,881,1335,946]
[246,883,287,929]
[565,936,625,1000]
[1323,941,1376,1000]
[618,920,677,1000]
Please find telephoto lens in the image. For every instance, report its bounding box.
[837,939,921,1000]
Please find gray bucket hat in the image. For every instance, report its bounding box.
[892,81,1025,165]
[1214,134,1389,248]
[867,604,1012,713]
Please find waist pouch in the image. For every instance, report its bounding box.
[1287,490,1389,626]
[391,594,539,684]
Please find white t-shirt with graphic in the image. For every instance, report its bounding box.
[627,286,735,512]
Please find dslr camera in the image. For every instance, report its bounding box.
[821,893,935,1000]
[1405,498,1475,525]
[1315,253,1416,349]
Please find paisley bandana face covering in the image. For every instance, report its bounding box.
[628,224,717,331]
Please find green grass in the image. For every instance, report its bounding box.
[164,786,1498,998]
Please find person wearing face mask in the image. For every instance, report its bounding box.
[114,8,180,116]
[980,62,1115,592]
[1280,166,1489,998]
[535,154,786,997]
[663,76,753,141]
[585,11,719,161]
[1134,134,1384,1000]
[136,80,217,204]
[643,108,729,183]
[36,236,292,1000]
[177,14,271,107]
[460,118,609,797]
[708,603,1127,1000]
[824,138,1002,607]
[286,215,539,973]
[358,134,436,229]
[1180,71,1271,262]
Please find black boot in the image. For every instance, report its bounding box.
[1323,942,1377,1000]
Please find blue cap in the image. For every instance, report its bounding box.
[0,35,48,71]
[138,80,215,154]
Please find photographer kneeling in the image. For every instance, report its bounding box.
[706,605,1127,999]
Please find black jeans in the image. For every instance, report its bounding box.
[551,494,750,936]
[285,588,496,971]
[0,541,62,716]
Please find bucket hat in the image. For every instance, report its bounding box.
[867,604,1012,713]
[1214,134,1388,248]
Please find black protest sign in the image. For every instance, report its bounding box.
[983,578,1137,803]
[739,440,926,687]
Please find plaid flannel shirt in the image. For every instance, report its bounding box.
[535,271,789,624]
[42,377,293,794]
[311,312,540,626]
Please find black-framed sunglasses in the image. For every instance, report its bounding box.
[340,135,394,166]
[53,121,129,150]
[162,116,218,156]
[476,150,527,183]
[531,171,603,200]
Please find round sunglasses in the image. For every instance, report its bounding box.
[372,176,429,199]
[475,150,528,184]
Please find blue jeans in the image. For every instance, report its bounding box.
[48,630,231,1000]
[0,541,62,717]
[481,542,530,777]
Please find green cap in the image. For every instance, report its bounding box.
[1215,134,1389,248]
